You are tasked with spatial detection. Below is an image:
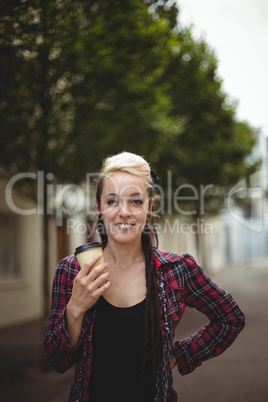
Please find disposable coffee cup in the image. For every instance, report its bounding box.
[74,242,105,273]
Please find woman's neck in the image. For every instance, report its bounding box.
[104,239,144,270]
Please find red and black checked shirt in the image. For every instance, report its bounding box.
[44,248,245,402]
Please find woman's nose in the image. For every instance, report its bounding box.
[118,201,131,217]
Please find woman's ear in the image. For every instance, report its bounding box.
[149,199,154,213]
[146,199,154,220]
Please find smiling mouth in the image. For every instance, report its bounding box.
[115,223,135,229]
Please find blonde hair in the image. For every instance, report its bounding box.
[101,151,152,184]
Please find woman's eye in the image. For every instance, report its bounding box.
[107,199,118,206]
[132,199,143,205]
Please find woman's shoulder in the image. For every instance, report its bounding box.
[154,248,203,289]
[54,254,80,280]
[57,254,79,267]
[153,247,197,267]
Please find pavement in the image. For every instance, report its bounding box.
[0,258,268,402]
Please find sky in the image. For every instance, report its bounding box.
[176,0,268,136]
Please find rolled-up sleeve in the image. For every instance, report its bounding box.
[173,254,245,375]
[44,256,92,373]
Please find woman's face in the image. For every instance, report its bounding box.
[98,172,152,245]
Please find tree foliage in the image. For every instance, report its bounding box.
[154,27,259,215]
[0,0,178,185]
[0,0,257,194]
[0,0,180,322]
[0,0,259,314]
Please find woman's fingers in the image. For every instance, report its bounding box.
[88,263,109,280]
[92,269,110,287]
[91,274,111,298]
[79,253,104,276]
[84,269,110,303]
[70,255,110,314]
[70,268,110,314]
[171,356,177,370]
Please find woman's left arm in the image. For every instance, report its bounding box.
[173,254,245,375]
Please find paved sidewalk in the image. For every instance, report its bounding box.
[0,319,74,402]
[0,259,267,401]
[173,259,268,402]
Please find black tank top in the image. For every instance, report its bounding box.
[89,295,152,402]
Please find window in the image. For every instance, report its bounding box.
[0,214,21,280]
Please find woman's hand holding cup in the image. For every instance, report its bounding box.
[69,253,110,317]
[66,253,110,347]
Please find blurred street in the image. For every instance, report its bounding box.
[0,259,267,402]
[173,258,268,402]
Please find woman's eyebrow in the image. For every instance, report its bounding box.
[130,192,145,197]
[105,192,145,198]
[105,193,118,198]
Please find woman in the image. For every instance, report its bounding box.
[44,151,245,402]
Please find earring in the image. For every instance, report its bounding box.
[98,213,102,220]
[147,212,151,220]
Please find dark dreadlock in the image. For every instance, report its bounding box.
[140,223,162,398]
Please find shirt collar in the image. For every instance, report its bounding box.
[153,247,177,270]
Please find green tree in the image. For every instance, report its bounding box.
[154,27,259,267]
[62,0,179,179]
[153,27,258,204]
[0,0,178,324]
[0,0,258,314]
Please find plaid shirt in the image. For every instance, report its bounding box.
[44,248,245,401]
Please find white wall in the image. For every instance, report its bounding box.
[0,181,57,328]
[157,215,199,258]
